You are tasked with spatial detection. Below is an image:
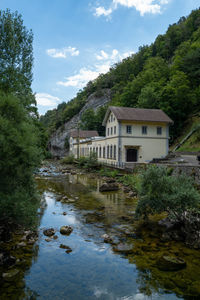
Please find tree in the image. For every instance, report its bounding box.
[0,9,34,107]
[0,92,41,226]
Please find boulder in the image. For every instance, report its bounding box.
[157,255,187,271]
[102,234,113,243]
[0,251,16,267]
[2,269,20,281]
[43,228,55,237]
[60,226,73,235]
[113,243,134,254]
[99,183,119,192]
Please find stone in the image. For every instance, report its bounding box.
[157,255,187,271]
[102,234,113,243]
[63,212,67,215]
[60,226,73,235]
[53,235,58,240]
[17,242,26,247]
[113,243,134,254]
[59,244,72,253]
[0,251,16,267]
[43,228,55,236]
[45,238,51,242]
[2,269,20,281]
[99,183,119,192]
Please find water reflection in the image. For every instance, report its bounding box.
[1,169,200,299]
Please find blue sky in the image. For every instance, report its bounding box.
[0,0,199,115]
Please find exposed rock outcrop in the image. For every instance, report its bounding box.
[49,89,111,157]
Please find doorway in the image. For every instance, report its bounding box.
[126,148,138,162]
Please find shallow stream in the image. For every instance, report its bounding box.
[1,165,200,299]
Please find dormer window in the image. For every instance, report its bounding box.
[111,114,113,122]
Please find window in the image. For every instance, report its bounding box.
[114,126,116,134]
[99,147,101,158]
[142,126,147,135]
[114,145,116,160]
[107,145,109,159]
[126,125,132,134]
[103,146,105,158]
[111,127,113,135]
[107,128,109,136]
[96,147,98,156]
[110,145,113,159]
[111,114,113,122]
[157,127,162,135]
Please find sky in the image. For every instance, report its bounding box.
[0,0,199,115]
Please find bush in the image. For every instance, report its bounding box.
[99,168,119,178]
[136,166,200,220]
[61,154,75,164]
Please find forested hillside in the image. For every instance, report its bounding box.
[41,8,200,142]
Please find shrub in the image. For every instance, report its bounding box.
[61,154,75,164]
[136,166,200,220]
[99,168,119,178]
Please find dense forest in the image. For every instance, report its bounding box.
[41,8,200,142]
[0,9,46,226]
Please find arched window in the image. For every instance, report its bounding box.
[103,147,105,158]
[99,147,101,158]
[107,145,109,159]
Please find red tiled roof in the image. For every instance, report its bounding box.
[102,106,173,126]
[70,130,99,138]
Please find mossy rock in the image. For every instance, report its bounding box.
[156,255,186,271]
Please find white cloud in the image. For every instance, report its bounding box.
[94,0,169,17]
[57,49,134,88]
[46,46,79,58]
[94,6,113,17]
[36,93,61,107]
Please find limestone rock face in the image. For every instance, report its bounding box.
[49,89,111,157]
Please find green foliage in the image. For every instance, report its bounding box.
[76,152,99,170]
[136,166,200,220]
[80,106,107,136]
[0,92,41,226]
[0,9,34,105]
[99,168,119,178]
[61,154,75,164]
[118,174,140,191]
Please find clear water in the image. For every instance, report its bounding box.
[1,169,200,299]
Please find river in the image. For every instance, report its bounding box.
[1,164,200,299]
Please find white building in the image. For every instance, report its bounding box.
[70,106,173,166]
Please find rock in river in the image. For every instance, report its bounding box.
[43,228,55,237]
[102,234,113,243]
[156,255,187,271]
[2,269,20,281]
[60,226,73,235]
[113,243,134,254]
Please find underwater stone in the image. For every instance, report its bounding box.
[2,269,20,281]
[157,255,187,271]
[113,243,134,254]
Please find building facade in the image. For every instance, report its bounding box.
[70,106,173,165]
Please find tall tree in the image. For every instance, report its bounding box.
[0,9,34,107]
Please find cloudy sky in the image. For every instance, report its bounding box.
[0,0,199,114]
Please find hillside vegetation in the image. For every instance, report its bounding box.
[41,8,200,143]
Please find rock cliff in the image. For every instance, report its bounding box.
[49,89,111,157]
